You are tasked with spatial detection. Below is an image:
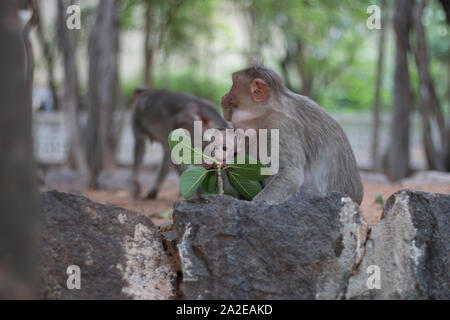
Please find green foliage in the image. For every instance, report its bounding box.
[200,172,218,195]
[168,128,199,165]
[156,209,173,219]
[153,70,231,107]
[226,170,262,200]
[179,166,209,199]
[168,129,267,200]
[374,193,385,207]
[117,0,448,114]
[226,154,270,180]
[122,70,229,108]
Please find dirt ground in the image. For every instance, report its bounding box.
[79,170,450,226]
[82,181,183,227]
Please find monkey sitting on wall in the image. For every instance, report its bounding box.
[131,88,229,199]
[220,64,363,205]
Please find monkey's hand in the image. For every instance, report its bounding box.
[202,162,216,170]
[252,168,303,205]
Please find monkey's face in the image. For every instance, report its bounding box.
[221,73,270,129]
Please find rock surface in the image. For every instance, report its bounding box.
[38,188,449,300]
[39,190,177,299]
[401,171,450,186]
[346,190,449,299]
[173,193,368,299]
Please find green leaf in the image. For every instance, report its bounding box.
[200,171,218,194]
[156,209,173,219]
[226,154,270,181]
[168,128,189,151]
[168,128,217,166]
[168,128,194,165]
[374,193,385,207]
[179,167,208,199]
[227,170,262,200]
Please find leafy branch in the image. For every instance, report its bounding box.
[168,128,269,200]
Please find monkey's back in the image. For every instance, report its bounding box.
[132,89,227,144]
[289,94,364,205]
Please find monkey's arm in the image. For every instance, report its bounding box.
[252,140,306,204]
[253,167,304,204]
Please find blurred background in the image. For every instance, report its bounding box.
[23,0,450,216]
[0,0,449,298]
[26,0,450,217]
[29,0,449,168]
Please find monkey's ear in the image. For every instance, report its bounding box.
[250,78,269,102]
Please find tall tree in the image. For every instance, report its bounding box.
[295,38,313,97]
[384,0,413,181]
[0,0,39,298]
[35,1,59,110]
[412,0,448,171]
[141,0,185,86]
[143,0,154,87]
[22,0,38,112]
[371,0,387,171]
[438,0,450,170]
[58,0,88,173]
[439,0,450,23]
[86,0,120,188]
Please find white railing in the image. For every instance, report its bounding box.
[33,111,426,170]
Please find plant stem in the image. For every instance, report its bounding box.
[217,168,224,195]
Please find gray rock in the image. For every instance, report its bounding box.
[173,193,368,300]
[346,190,449,299]
[401,171,450,186]
[39,190,177,299]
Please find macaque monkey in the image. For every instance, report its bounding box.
[221,64,363,205]
[132,88,229,199]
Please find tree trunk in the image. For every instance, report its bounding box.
[245,0,261,63]
[371,0,387,172]
[144,0,154,87]
[279,42,296,91]
[384,0,412,181]
[23,0,38,113]
[35,1,59,110]
[447,62,450,170]
[58,0,88,173]
[412,0,447,171]
[0,0,39,298]
[280,56,293,90]
[86,0,119,188]
[295,39,312,97]
[439,0,450,24]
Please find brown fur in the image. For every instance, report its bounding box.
[221,64,363,205]
[131,88,228,199]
